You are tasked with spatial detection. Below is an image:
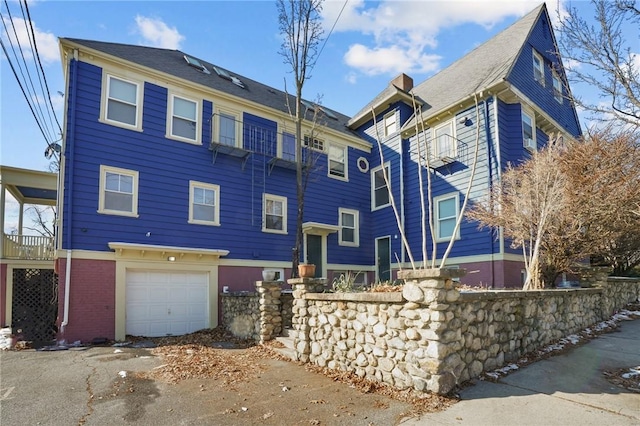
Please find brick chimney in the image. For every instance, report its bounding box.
[391,73,413,91]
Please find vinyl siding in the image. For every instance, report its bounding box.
[62,60,370,266]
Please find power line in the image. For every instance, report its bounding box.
[313,0,348,72]
[1,0,61,158]
[23,0,61,134]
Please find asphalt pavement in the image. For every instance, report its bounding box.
[401,318,640,426]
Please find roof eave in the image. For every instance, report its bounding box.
[347,90,416,130]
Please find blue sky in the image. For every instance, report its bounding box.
[1,0,586,173]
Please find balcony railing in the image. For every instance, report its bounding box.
[2,234,54,261]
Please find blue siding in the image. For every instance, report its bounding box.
[506,8,581,138]
[62,60,371,267]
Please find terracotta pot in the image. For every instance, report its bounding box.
[298,264,316,278]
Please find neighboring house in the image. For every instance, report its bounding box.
[0,166,58,345]
[349,3,581,287]
[55,3,580,342]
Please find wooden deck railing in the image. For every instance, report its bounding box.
[2,234,54,260]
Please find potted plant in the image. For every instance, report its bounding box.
[298,263,316,278]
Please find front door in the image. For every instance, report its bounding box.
[305,234,323,278]
[376,237,391,282]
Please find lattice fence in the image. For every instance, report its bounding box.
[11,268,58,347]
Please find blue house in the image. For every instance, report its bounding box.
[55,3,580,342]
[348,3,580,288]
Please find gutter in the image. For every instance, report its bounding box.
[61,49,78,333]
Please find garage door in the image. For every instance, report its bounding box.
[126,270,209,337]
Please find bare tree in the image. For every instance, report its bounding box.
[277,0,324,277]
[556,0,640,127]
[560,126,640,275]
[470,129,640,288]
[468,136,567,289]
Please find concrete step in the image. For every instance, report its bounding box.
[280,328,298,339]
[275,335,294,350]
[273,345,296,361]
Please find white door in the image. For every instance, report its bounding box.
[126,270,209,337]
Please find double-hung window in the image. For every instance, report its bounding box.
[103,75,141,129]
[433,120,455,158]
[339,208,359,246]
[552,71,563,103]
[371,163,390,210]
[533,50,545,85]
[263,194,287,234]
[189,181,220,226]
[435,193,460,242]
[169,95,199,143]
[384,112,397,137]
[217,111,238,147]
[522,108,536,151]
[328,144,347,179]
[98,165,139,217]
[282,132,296,161]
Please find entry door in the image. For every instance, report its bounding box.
[376,237,391,282]
[306,234,323,278]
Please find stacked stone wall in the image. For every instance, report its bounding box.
[290,271,640,394]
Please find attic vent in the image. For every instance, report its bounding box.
[183,55,210,74]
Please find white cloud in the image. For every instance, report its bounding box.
[1,16,59,64]
[345,43,440,76]
[134,15,184,49]
[323,0,561,77]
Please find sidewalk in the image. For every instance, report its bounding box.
[401,319,640,426]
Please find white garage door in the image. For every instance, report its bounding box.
[126,270,209,337]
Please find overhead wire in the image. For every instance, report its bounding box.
[312,0,348,74]
[1,0,61,159]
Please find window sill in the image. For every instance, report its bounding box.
[99,117,142,132]
[188,219,220,226]
[97,209,139,218]
[166,134,202,145]
[262,228,287,235]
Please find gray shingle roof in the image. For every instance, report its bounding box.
[401,3,545,131]
[61,38,360,139]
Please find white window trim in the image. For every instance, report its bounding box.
[167,93,201,144]
[383,111,397,137]
[188,180,220,226]
[522,107,537,151]
[371,163,391,211]
[434,192,460,243]
[432,119,457,158]
[98,165,139,217]
[328,143,348,181]
[304,134,325,152]
[262,193,287,234]
[552,71,563,104]
[214,107,242,148]
[100,74,143,131]
[338,208,359,247]
[533,50,545,86]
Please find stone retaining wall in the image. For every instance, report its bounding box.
[289,270,640,395]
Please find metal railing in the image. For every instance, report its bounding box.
[2,234,54,260]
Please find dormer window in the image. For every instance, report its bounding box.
[533,50,545,86]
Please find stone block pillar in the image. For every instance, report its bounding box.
[398,268,465,395]
[255,280,282,344]
[288,277,327,362]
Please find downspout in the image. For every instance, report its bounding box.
[399,129,405,269]
[61,49,78,333]
[484,98,495,289]
[492,94,502,288]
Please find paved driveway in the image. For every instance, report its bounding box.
[0,345,417,425]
